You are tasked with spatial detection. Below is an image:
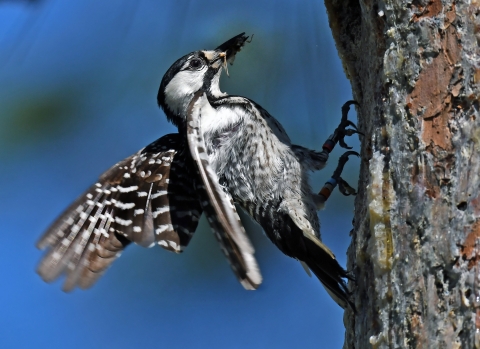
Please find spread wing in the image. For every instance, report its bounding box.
[36,134,202,291]
[186,91,262,290]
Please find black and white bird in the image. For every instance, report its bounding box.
[37,33,359,309]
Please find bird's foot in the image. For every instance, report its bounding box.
[332,151,359,196]
[322,100,363,153]
[338,178,357,196]
[317,151,359,200]
[345,269,356,283]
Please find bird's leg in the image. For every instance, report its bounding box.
[312,101,362,209]
[314,151,359,209]
[294,101,362,173]
[310,101,361,168]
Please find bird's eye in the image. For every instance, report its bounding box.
[189,58,203,69]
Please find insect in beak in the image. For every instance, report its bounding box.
[218,51,229,76]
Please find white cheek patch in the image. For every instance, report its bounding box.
[164,69,206,115]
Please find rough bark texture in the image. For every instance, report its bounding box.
[323,0,480,347]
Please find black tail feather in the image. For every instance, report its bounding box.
[306,260,355,312]
[301,234,355,311]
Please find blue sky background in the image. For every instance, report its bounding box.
[0,1,360,348]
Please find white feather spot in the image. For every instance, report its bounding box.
[115,217,132,226]
[74,244,84,255]
[117,185,139,193]
[115,201,135,210]
[52,251,61,260]
[152,206,169,218]
[151,190,167,199]
[155,224,173,234]
[168,240,179,250]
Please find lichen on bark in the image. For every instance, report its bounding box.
[323,0,480,347]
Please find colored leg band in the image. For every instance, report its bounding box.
[326,178,337,187]
[319,179,337,200]
[322,139,335,153]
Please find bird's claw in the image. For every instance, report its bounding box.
[329,151,359,196]
[331,151,359,181]
[338,177,357,196]
[334,100,363,150]
[345,270,356,282]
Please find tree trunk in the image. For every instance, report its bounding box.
[323,0,480,347]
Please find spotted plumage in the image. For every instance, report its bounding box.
[37,33,357,309]
[37,134,202,291]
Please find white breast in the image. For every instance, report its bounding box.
[200,103,244,135]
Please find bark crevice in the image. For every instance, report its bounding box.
[323,0,480,347]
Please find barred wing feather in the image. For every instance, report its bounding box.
[36,134,202,291]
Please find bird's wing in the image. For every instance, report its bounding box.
[36,134,202,291]
[186,91,262,290]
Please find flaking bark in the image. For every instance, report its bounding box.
[323,0,480,347]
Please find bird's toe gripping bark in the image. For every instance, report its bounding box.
[322,100,363,152]
[333,151,359,196]
[317,151,359,202]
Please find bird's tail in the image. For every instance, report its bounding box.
[302,232,355,311]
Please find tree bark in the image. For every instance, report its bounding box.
[323,0,480,347]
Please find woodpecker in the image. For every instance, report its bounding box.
[37,33,359,309]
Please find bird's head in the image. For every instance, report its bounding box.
[157,33,250,128]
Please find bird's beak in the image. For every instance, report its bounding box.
[203,33,252,76]
[215,32,251,65]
